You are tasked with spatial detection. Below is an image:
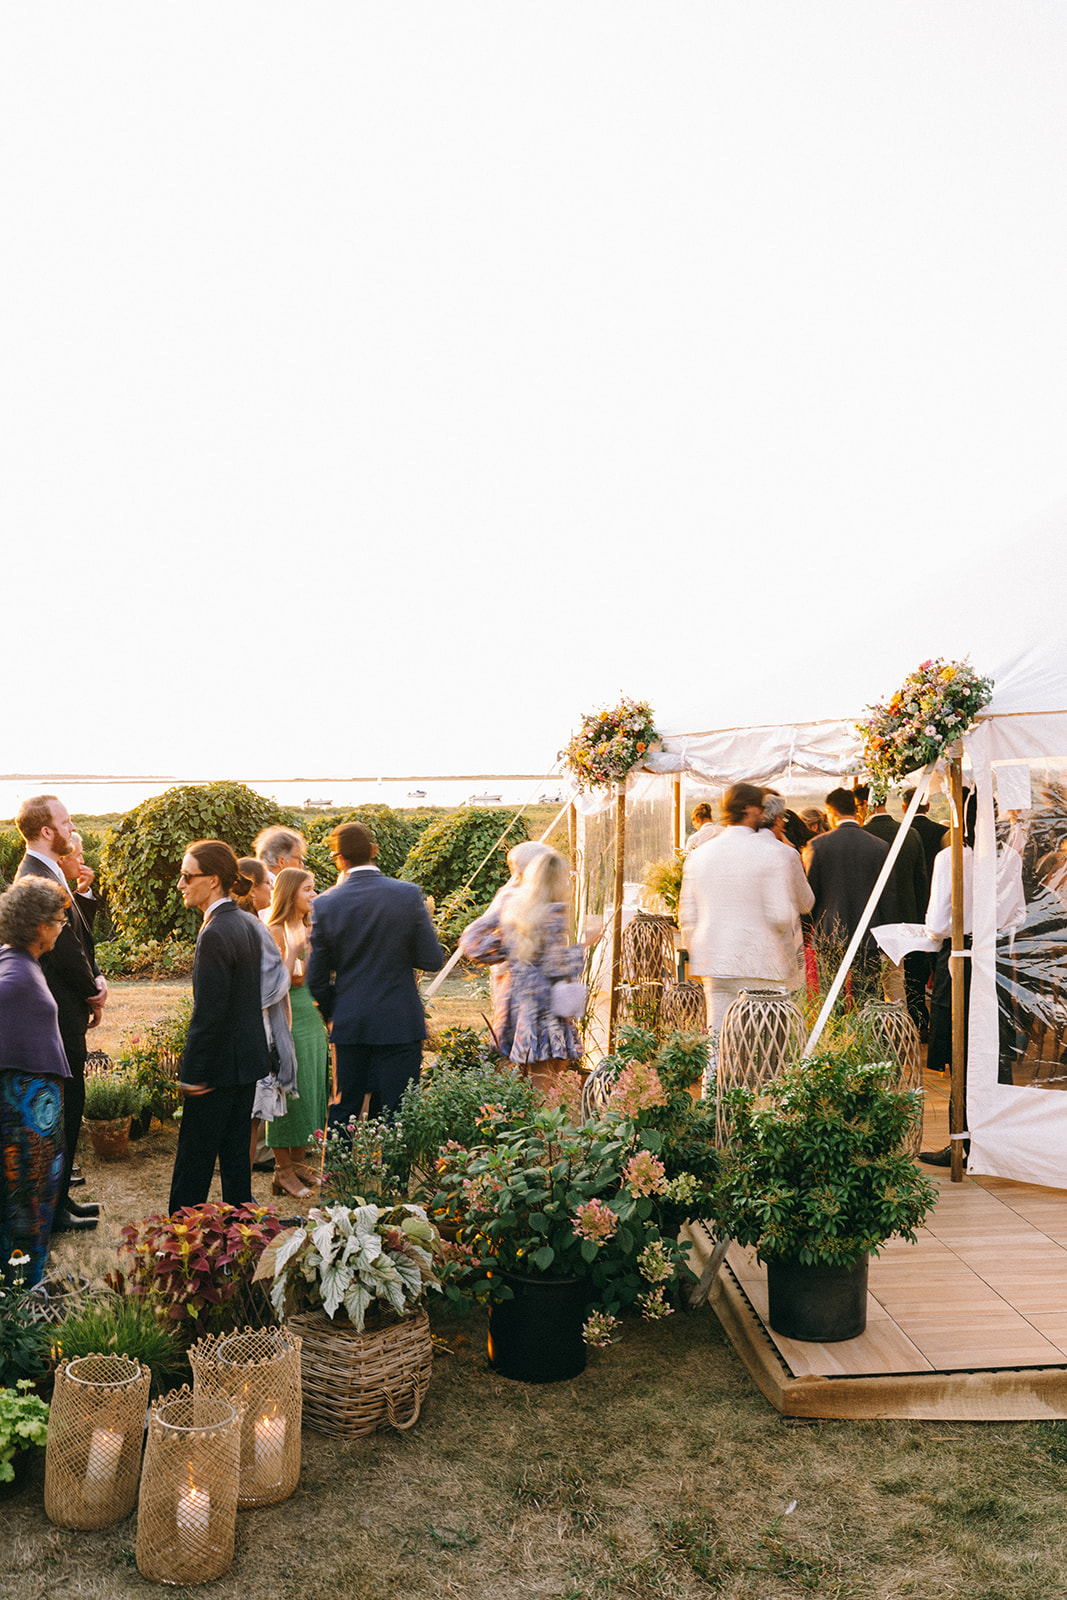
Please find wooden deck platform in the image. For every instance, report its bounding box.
[693,1070,1067,1419]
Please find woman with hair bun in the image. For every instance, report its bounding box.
[167,839,271,1212]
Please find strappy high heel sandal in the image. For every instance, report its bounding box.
[272,1166,312,1200]
[293,1163,323,1188]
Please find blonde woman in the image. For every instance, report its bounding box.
[265,868,329,1197]
[460,848,584,1092]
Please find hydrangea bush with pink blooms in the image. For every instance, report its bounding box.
[430,1075,718,1337]
[858,657,993,790]
[560,696,660,790]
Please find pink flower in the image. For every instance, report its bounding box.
[608,1063,668,1116]
[573,1198,618,1244]
[623,1150,668,1197]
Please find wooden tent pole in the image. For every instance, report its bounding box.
[949,755,966,1183]
[672,775,683,853]
[607,781,627,1056]
[568,802,578,939]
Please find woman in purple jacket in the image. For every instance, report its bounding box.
[0,876,72,1284]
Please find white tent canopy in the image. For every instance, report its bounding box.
[962,633,1067,1188]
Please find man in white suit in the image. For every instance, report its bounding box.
[679,782,814,1045]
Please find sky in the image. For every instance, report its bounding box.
[3,3,1065,781]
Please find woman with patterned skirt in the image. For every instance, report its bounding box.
[0,877,73,1285]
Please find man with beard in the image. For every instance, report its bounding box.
[15,795,106,1232]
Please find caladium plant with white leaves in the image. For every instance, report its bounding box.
[269,1203,440,1331]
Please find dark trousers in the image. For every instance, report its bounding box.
[328,1041,422,1126]
[903,952,931,1037]
[168,1082,256,1213]
[56,1030,86,1215]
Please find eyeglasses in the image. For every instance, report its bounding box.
[177,871,209,884]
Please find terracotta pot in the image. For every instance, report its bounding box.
[85,1115,133,1160]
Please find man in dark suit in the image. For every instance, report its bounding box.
[804,787,896,1006]
[15,795,106,1233]
[865,792,931,1035]
[168,841,270,1212]
[902,786,948,881]
[308,822,446,1122]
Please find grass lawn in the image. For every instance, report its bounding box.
[7,985,1067,1597]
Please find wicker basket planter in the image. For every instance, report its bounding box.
[44,1354,151,1531]
[188,1327,301,1508]
[135,1389,243,1586]
[287,1308,432,1439]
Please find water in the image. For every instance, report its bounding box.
[0,774,569,822]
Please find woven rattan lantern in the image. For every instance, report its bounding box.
[135,1389,243,1586]
[857,1000,924,1154]
[619,912,677,1030]
[44,1354,151,1530]
[659,980,707,1035]
[287,1309,432,1439]
[716,988,806,1145]
[188,1327,301,1508]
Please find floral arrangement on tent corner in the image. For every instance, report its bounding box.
[561,696,660,790]
[269,1203,440,1331]
[858,657,994,788]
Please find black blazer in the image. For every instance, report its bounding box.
[16,853,98,1047]
[181,900,270,1089]
[805,821,897,946]
[307,868,445,1046]
[865,814,930,925]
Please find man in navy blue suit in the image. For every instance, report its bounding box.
[307,822,446,1122]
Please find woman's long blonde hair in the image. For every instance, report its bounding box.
[500,849,571,964]
[268,867,314,930]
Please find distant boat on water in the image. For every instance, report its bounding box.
[465,792,502,805]
[407,789,427,799]
[303,797,333,809]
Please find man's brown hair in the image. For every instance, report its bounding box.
[329,822,374,867]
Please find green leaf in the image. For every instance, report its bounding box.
[531,1245,556,1272]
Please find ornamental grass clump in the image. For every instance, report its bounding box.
[269,1204,440,1331]
[712,1050,938,1269]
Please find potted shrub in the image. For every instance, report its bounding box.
[431,1074,717,1384]
[269,1203,441,1437]
[397,1059,539,1195]
[82,1072,143,1159]
[711,1050,938,1342]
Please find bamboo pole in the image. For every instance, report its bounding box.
[949,754,966,1183]
[607,781,627,1056]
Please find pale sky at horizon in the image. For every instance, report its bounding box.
[3,3,1065,782]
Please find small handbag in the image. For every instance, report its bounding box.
[551,980,588,1019]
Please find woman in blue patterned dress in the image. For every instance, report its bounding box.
[460,849,585,1092]
[0,877,72,1285]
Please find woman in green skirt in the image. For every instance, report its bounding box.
[265,868,329,1198]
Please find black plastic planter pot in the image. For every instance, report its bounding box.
[487,1271,591,1383]
[766,1255,869,1342]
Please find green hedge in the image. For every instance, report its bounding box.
[100,781,297,943]
[399,807,527,927]
[302,805,430,892]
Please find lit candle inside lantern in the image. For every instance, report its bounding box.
[177,1480,211,1535]
[84,1428,123,1505]
[253,1410,286,1484]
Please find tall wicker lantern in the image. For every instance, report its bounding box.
[45,1355,151,1530]
[857,1000,924,1155]
[659,980,706,1036]
[619,912,677,1032]
[716,989,806,1145]
[135,1389,243,1586]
